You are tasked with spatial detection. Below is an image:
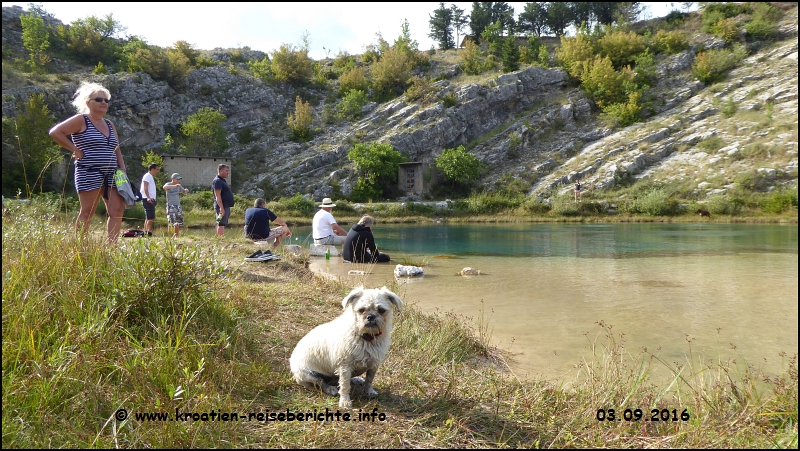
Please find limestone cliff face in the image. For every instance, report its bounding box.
[2,5,797,200]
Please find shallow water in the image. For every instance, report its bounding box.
[294,223,798,382]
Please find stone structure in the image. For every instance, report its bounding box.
[398,162,437,195]
[161,154,231,190]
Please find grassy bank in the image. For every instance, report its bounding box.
[2,199,797,448]
[12,187,798,234]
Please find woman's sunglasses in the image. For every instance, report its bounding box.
[92,97,110,103]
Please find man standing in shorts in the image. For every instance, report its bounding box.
[140,163,159,236]
[244,198,292,249]
[163,173,189,237]
[212,164,234,237]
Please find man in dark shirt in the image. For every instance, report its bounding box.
[244,198,292,249]
[342,215,390,263]
[212,164,235,237]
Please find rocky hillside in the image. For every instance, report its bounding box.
[2,4,797,201]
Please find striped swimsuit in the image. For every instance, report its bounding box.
[71,115,119,192]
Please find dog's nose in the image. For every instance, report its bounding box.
[366,314,376,322]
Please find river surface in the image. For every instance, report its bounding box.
[288,222,798,382]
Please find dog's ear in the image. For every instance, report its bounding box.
[380,286,403,312]
[342,286,364,310]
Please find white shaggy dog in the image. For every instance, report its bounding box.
[289,286,403,408]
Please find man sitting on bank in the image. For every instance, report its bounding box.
[244,198,292,249]
[342,215,390,263]
[312,197,347,246]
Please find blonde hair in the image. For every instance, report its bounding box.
[71,81,111,114]
[358,215,374,227]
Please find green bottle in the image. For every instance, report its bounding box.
[325,247,330,260]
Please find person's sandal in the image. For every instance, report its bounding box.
[244,250,264,262]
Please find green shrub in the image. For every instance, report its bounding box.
[520,197,550,214]
[180,107,228,155]
[237,126,254,144]
[270,42,313,85]
[557,31,595,79]
[1,93,62,196]
[286,96,313,142]
[710,17,740,43]
[746,18,779,40]
[650,29,689,54]
[601,92,643,127]
[721,97,737,117]
[348,142,407,198]
[404,76,438,104]
[550,191,580,216]
[701,2,750,32]
[697,135,726,153]
[462,191,522,214]
[733,169,778,193]
[707,194,744,215]
[493,175,529,197]
[371,46,412,101]
[597,30,646,69]
[338,66,369,94]
[745,3,782,41]
[692,44,748,84]
[435,145,484,186]
[637,188,677,216]
[760,191,794,214]
[442,92,459,108]
[91,61,106,74]
[664,10,687,28]
[579,201,604,214]
[350,178,382,202]
[247,56,271,83]
[536,44,550,67]
[580,55,636,108]
[333,51,356,72]
[337,89,369,120]
[271,193,316,216]
[459,40,493,76]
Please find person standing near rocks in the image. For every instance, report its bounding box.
[212,164,234,237]
[140,163,159,235]
[49,81,127,242]
[163,173,189,237]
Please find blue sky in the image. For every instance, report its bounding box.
[2,2,694,60]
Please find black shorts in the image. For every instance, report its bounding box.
[142,199,157,219]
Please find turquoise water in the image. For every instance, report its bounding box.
[292,222,797,258]
[298,222,798,381]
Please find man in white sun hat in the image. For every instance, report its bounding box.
[312,197,347,246]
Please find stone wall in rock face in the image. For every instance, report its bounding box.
[161,155,231,190]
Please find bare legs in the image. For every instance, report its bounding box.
[75,187,124,243]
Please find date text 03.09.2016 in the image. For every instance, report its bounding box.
[596,408,690,422]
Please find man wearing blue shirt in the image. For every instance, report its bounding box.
[244,198,292,249]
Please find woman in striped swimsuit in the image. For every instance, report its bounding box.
[50,82,127,242]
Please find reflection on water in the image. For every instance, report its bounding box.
[301,223,798,382]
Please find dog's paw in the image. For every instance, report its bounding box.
[350,377,365,387]
[339,396,353,408]
[365,387,379,398]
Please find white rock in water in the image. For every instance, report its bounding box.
[394,264,424,277]
[459,267,481,276]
